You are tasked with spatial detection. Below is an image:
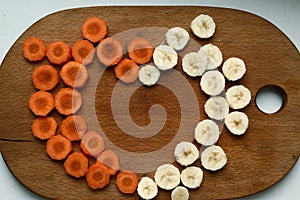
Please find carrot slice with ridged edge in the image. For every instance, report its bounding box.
[80,131,105,157]
[31,116,58,140]
[29,91,54,116]
[128,38,154,64]
[116,171,139,194]
[97,150,120,175]
[61,115,87,141]
[54,87,82,115]
[46,41,72,65]
[72,39,95,65]
[86,163,110,189]
[114,59,140,83]
[64,152,88,178]
[96,37,123,66]
[46,134,72,160]
[60,61,89,88]
[32,65,59,90]
[82,16,108,43]
[22,37,46,61]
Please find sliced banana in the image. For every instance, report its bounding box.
[154,164,180,190]
[204,96,229,120]
[191,14,216,39]
[199,43,223,70]
[201,145,227,171]
[171,186,189,200]
[180,166,203,189]
[222,57,246,81]
[165,27,190,51]
[194,119,220,146]
[200,70,225,96]
[153,45,178,70]
[226,85,251,109]
[225,111,249,135]
[137,177,158,200]
[174,141,199,166]
[139,65,160,86]
[182,52,207,77]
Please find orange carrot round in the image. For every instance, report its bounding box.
[80,131,105,157]
[114,59,139,83]
[97,150,120,175]
[96,37,123,67]
[29,91,54,116]
[86,163,110,189]
[128,38,154,64]
[46,41,72,65]
[31,116,58,140]
[64,152,89,178]
[22,37,46,61]
[82,16,108,43]
[46,134,72,160]
[116,171,138,194]
[32,65,59,91]
[72,39,95,65]
[54,87,82,115]
[60,61,89,88]
[61,115,87,141]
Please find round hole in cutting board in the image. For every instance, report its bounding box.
[255,85,287,114]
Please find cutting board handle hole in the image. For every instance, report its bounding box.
[255,85,287,114]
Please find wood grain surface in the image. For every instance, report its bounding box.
[0,6,299,200]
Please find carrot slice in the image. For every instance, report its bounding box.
[86,163,110,190]
[96,37,123,66]
[61,115,87,141]
[116,171,138,194]
[72,39,95,65]
[128,38,154,64]
[22,37,46,61]
[46,41,72,65]
[64,152,89,178]
[31,116,58,140]
[114,59,139,83]
[82,16,107,43]
[80,131,105,157]
[60,61,89,88]
[46,134,72,160]
[29,91,54,116]
[54,87,82,115]
[97,150,120,175]
[32,65,59,90]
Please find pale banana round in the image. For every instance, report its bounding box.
[180,166,203,189]
[166,27,190,51]
[139,65,160,86]
[182,52,207,77]
[204,96,229,120]
[171,186,189,200]
[194,119,220,146]
[222,57,246,81]
[154,164,180,190]
[137,177,158,200]
[201,145,227,171]
[174,141,199,166]
[226,85,251,109]
[225,111,249,135]
[200,70,225,96]
[191,14,216,39]
[153,45,178,70]
[199,43,223,70]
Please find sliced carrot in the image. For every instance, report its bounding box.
[60,61,89,88]
[82,16,107,43]
[97,150,120,175]
[22,37,46,61]
[61,115,87,141]
[86,163,110,190]
[46,134,72,160]
[128,38,154,64]
[31,116,57,140]
[54,87,82,115]
[64,152,89,178]
[80,131,105,157]
[46,41,72,65]
[72,39,95,65]
[29,91,54,116]
[32,65,59,90]
[114,59,139,83]
[116,171,138,194]
[96,37,123,67]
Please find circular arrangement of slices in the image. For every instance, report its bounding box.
[24,13,251,199]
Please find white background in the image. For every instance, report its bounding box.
[0,0,299,199]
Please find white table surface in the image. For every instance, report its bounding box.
[0,0,299,199]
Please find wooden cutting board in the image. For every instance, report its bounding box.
[0,6,299,200]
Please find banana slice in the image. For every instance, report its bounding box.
[137,177,158,200]
[171,186,189,200]
[154,164,180,190]
[165,27,190,51]
[222,57,246,81]
[200,70,225,96]
[191,14,216,39]
[139,64,160,86]
[174,141,199,166]
[201,145,227,171]
[199,43,223,70]
[194,119,220,146]
[180,166,203,189]
[153,45,178,70]
[182,52,207,77]
[226,85,251,109]
[225,111,249,135]
[204,96,229,120]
